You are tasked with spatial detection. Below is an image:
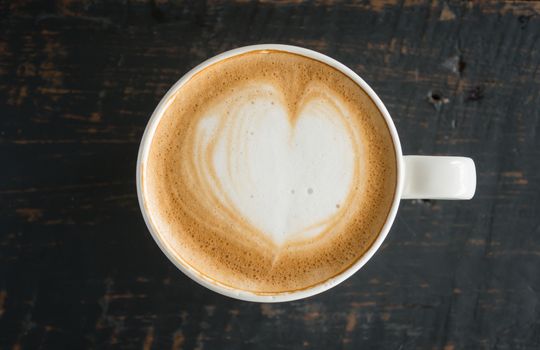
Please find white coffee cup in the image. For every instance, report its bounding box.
[136,44,476,302]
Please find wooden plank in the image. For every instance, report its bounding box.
[0,0,539,349]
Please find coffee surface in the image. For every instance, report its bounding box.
[142,50,397,293]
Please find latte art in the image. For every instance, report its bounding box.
[194,83,359,244]
[143,51,396,293]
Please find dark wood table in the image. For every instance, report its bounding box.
[1,1,539,349]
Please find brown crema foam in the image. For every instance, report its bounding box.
[143,50,397,293]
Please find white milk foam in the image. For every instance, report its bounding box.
[193,84,356,244]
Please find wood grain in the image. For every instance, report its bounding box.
[1,0,539,349]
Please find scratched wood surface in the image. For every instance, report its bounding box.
[1,0,539,349]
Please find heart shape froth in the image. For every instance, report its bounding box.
[191,82,362,246]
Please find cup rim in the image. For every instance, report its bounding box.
[136,44,404,302]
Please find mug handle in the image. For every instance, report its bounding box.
[402,156,476,200]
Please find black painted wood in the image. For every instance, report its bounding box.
[1,1,539,349]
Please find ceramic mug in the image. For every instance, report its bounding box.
[137,44,476,302]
